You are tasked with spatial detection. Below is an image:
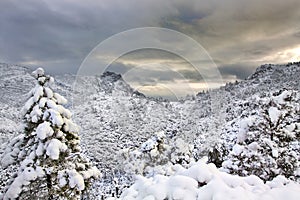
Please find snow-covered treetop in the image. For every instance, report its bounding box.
[32,68,45,78]
[22,68,69,124]
[31,67,54,86]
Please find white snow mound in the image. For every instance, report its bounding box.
[120,159,300,200]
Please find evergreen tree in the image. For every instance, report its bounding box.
[1,68,100,199]
[119,131,194,177]
[222,90,300,181]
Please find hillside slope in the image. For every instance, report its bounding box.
[0,62,299,198]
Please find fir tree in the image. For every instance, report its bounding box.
[222,90,300,181]
[1,68,100,199]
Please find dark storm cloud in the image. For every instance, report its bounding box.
[1,0,300,89]
[0,0,175,74]
[105,62,134,74]
[164,0,300,67]
[0,0,98,74]
[219,64,255,80]
[177,69,203,82]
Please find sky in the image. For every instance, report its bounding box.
[1,0,300,98]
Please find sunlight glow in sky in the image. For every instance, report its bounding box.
[290,47,300,62]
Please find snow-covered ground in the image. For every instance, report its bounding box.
[0,62,300,199]
[119,158,300,200]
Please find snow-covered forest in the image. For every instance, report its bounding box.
[0,62,300,199]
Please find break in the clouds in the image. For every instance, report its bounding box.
[1,0,300,97]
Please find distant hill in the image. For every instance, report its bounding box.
[0,61,299,197]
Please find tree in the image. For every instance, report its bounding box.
[222,90,300,181]
[119,131,194,177]
[1,68,100,199]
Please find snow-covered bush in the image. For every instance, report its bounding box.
[119,131,194,177]
[119,158,300,200]
[0,68,100,199]
[222,90,300,181]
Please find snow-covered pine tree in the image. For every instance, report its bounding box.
[1,68,100,199]
[222,90,300,181]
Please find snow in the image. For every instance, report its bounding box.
[285,124,296,132]
[237,117,255,143]
[232,144,244,155]
[39,97,47,107]
[20,158,34,169]
[120,160,300,200]
[272,149,279,158]
[58,171,67,187]
[268,107,281,124]
[33,86,43,102]
[54,92,68,105]
[36,121,54,140]
[68,169,85,190]
[38,76,46,83]
[49,76,55,84]
[22,97,34,114]
[140,132,166,152]
[46,99,57,109]
[1,64,300,199]
[263,138,274,148]
[81,166,102,179]
[3,166,45,199]
[1,151,17,168]
[47,109,64,127]
[273,90,292,105]
[248,142,260,152]
[56,130,64,138]
[63,118,79,133]
[35,166,45,177]
[23,167,37,181]
[181,162,213,183]
[41,95,71,126]
[44,87,53,98]
[4,176,23,199]
[46,139,67,160]
[0,67,101,199]
[1,134,24,167]
[30,104,42,123]
[36,142,44,156]
[140,137,157,152]
[55,105,72,118]
[31,68,44,78]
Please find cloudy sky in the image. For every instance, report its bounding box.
[1,0,300,98]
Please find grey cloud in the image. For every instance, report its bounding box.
[177,69,203,82]
[293,30,300,38]
[114,49,194,72]
[124,68,179,82]
[0,0,98,73]
[0,0,177,74]
[106,62,134,74]
[0,0,299,94]
[219,64,256,80]
[162,0,300,66]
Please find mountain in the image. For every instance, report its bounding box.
[0,61,299,198]
[0,63,34,107]
[63,62,300,193]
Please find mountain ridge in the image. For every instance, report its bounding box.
[0,61,299,197]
